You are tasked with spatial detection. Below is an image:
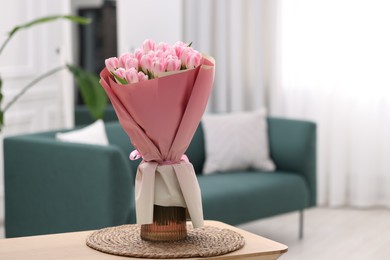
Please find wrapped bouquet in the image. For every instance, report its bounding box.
[100,39,215,239]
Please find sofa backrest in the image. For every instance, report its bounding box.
[186,123,206,174]
[105,122,206,175]
[104,122,138,175]
[75,105,118,126]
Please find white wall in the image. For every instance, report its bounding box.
[117,0,183,54]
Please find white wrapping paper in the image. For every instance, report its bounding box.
[135,161,204,228]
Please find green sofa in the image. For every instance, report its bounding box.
[4,118,316,238]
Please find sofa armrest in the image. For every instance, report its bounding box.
[267,117,317,207]
[4,136,135,238]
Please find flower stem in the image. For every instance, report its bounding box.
[2,65,65,113]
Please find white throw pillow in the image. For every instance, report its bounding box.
[56,119,109,146]
[202,109,275,174]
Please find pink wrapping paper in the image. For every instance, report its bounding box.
[100,56,215,228]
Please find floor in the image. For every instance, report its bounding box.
[238,207,390,260]
[0,199,3,238]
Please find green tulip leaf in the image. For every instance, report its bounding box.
[111,72,128,85]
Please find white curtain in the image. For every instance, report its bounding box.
[272,0,390,207]
[182,0,267,112]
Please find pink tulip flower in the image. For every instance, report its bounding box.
[125,68,139,84]
[114,68,127,84]
[180,47,194,65]
[138,71,149,82]
[166,55,181,72]
[173,41,187,58]
[154,50,165,59]
[140,54,153,73]
[105,57,119,72]
[157,42,171,52]
[124,57,139,70]
[185,50,201,69]
[134,48,144,62]
[118,53,133,68]
[174,41,187,47]
[151,57,167,78]
[164,48,176,58]
[142,39,156,53]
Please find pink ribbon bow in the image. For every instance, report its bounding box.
[129,150,189,165]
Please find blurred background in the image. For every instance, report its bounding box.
[1,0,390,258]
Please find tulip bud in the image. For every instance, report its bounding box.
[142,39,156,53]
[151,57,166,78]
[166,55,181,72]
[157,42,170,52]
[154,50,164,59]
[180,47,193,65]
[105,57,119,72]
[125,68,139,84]
[140,54,153,73]
[174,41,187,47]
[173,42,187,59]
[124,57,139,70]
[118,53,133,68]
[138,71,148,82]
[134,48,144,62]
[164,48,176,58]
[185,50,201,69]
[113,68,127,84]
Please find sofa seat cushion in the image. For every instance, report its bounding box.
[197,171,309,225]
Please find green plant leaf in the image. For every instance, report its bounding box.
[8,15,91,37]
[0,75,2,91]
[67,64,107,119]
[0,111,3,131]
[1,15,91,57]
[62,15,92,25]
[0,75,3,129]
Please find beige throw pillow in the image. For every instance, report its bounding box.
[202,109,275,174]
[56,119,109,146]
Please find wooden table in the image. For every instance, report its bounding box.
[0,221,287,259]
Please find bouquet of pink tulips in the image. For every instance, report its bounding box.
[105,40,202,84]
[100,39,215,228]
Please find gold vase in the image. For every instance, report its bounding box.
[140,205,187,242]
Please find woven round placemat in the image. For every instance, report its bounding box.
[86,224,245,258]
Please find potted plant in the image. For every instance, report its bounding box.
[0,15,108,236]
